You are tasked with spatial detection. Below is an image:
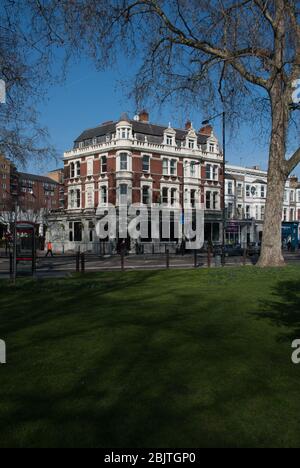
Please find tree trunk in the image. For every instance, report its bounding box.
[257,158,286,267]
[257,83,288,268]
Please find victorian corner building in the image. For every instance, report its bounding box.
[47,111,300,252]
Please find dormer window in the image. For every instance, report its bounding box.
[188,139,195,149]
[166,135,173,146]
[209,144,215,153]
[164,125,176,146]
[116,124,132,140]
[92,137,97,146]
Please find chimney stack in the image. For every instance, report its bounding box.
[199,124,213,136]
[185,120,192,130]
[139,110,149,123]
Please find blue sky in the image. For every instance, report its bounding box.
[29,56,299,177]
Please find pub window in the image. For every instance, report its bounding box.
[162,158,169,175]
[74,222,82,242]
[101,156,107,173]
[142,186,150,205]
[101,186,108,204]
[120,153,128,171]
[206,192,211,209]
[170,159,177,176]
[191,190,196,208]
[76,189,81,208]
[142,155,150,173]
[70,163,75,179]
[206,165,212,180]
[76,161,81,177]
[170,188,177,206]
[162,187,168,204]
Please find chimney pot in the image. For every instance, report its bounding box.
[139,110,149,123]
[199,124,213,136]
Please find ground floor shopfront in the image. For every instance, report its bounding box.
[225,219,263,246]
[46,209,220,253]
[46,210,263,254]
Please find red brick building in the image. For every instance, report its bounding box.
[0,155,63,237]
[47,112,224,252]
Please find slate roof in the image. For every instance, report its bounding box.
[73,120,209,148]
[18,172,59,185]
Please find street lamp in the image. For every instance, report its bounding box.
[202,111,226,265]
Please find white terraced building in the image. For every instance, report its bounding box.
[225,164,300,245]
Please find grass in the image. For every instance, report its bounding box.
[1,266,300,448]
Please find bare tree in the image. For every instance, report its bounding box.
[26,0,299,267]
[2,0,299,266]
[0,0,60,166]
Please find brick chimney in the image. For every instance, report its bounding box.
[139,110,149,123]
[199,124,213,136]
[185,120,192,130]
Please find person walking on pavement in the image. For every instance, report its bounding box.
[45,241,54,257]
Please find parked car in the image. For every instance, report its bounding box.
[224,244,244,257]
[213,244,243,257]
[248,243,261,256]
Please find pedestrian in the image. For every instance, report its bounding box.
[45,241,54,257]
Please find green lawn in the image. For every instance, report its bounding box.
[1,267,300,448]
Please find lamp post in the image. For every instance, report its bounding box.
[202,111,226,265]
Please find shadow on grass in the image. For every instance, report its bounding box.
[0,270,253,448]
[255,280,300,342]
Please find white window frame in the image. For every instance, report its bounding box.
[85,184,94,209]
[117,152,132,172]
[142,154,151,173]
[99,183,108,206]
[87,158,94,177]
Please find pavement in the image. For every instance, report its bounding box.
[1,250,299,279]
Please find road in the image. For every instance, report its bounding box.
[1,250,300,278]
